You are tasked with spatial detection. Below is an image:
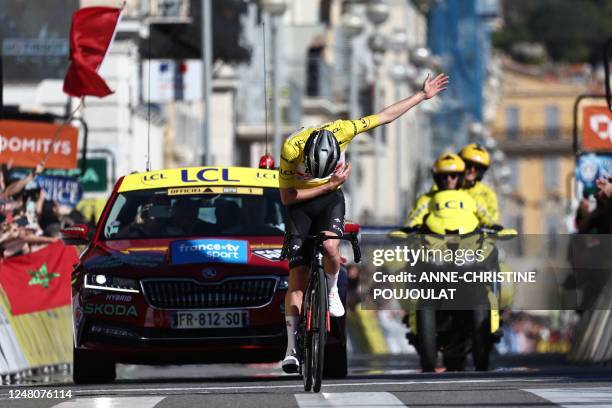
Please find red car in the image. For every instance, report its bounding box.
[63,166,347,384]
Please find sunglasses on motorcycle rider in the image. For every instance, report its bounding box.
[441,173,461,180]
[464,161,485,172]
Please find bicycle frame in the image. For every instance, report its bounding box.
[281,232,360,392]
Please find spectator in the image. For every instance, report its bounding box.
[0,163,44,206]
[575,177,612,234]
[39,199,62,237]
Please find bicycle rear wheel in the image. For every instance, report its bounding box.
[311,266,328,393]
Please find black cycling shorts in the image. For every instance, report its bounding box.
[285,189,345,269]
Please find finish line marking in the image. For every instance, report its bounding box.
[296,392,405,408]
[51,396,166,408]
[0,377,561,397]
[524,387,612,408]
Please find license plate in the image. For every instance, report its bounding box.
[172,310,249,329]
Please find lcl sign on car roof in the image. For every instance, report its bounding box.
[119,166,279,192]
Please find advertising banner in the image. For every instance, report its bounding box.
[575,153,612,197]
[582,106,612,151]
[35,175,83,208]
[0,120,79,169]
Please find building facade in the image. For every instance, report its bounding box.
[491,58,594,234]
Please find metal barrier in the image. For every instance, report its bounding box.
[0,288,72,383]
[568,278,612,363]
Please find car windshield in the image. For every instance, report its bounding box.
[101,187,285,240]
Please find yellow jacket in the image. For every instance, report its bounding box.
[404,184,497,228]
[464,181,499,223]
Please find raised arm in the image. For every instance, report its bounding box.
[376,73,449,126]
[1,163,44,200]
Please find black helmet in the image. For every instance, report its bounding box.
[303,129,340,178]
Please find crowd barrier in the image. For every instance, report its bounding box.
[568,278,612,364]
[0,288,72,382]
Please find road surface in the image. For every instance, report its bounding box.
[2,353,611,407]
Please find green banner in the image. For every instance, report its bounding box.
[40,158,108,192]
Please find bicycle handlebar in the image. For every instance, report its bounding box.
[279,232,361,264]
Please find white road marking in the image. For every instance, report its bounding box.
[51,396,165,408]
[0,377,556,397]
[525,387,612,408]
[296,392,405,407]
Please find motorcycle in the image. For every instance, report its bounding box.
[390,190,516,372]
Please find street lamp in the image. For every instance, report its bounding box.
[388,29,411,223]
[366,0,389,221]
[468,122,485,142]
[410,46,432,68]
[342,10,365,220]
[261,0,287,162]
[366,0,391,25]
[408,46,435,180]
[411,0,437,14]
[201,0,213,165]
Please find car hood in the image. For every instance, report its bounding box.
[81,236,287,279]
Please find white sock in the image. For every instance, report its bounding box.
[326,270,339,292]
[285,315,298,355]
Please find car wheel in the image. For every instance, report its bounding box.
[73,348,116,384]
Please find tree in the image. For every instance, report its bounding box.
[493,0,612,64]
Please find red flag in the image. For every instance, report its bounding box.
[0,242,78,315]
[63,7,122,98]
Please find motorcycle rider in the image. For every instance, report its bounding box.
[404,153,496,230]
[459,144,499,224]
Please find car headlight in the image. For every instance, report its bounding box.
[278,276,289,290]
[84,274,140,293]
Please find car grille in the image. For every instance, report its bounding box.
[142,278,278,309]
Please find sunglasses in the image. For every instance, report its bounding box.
[441,173,461,180]
[464,161,485,171]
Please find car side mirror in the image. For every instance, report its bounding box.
[61,224,90,246]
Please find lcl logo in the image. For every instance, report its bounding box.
[142,173,167,184]
[435,200,465,211]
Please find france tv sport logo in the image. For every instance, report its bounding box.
[171,239,248,265]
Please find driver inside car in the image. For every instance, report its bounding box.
[115,195,173,238]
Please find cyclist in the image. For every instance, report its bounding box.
[403,153,496,230]
[280,73,449,373]
[459,143,499,224]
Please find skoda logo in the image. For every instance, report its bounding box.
[202,268,217,279]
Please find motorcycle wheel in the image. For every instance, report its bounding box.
[417,309,437,372]
[471,307,492,371]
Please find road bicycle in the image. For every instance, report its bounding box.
[281,224,360,392]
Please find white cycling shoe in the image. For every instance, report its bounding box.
[328,287,345,317]
[282,349,299,374]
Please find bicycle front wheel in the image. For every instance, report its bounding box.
[311,266,328,393]
[302,283,313,392]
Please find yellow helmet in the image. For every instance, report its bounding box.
[459,144,490,168]
[432,153,465,174]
